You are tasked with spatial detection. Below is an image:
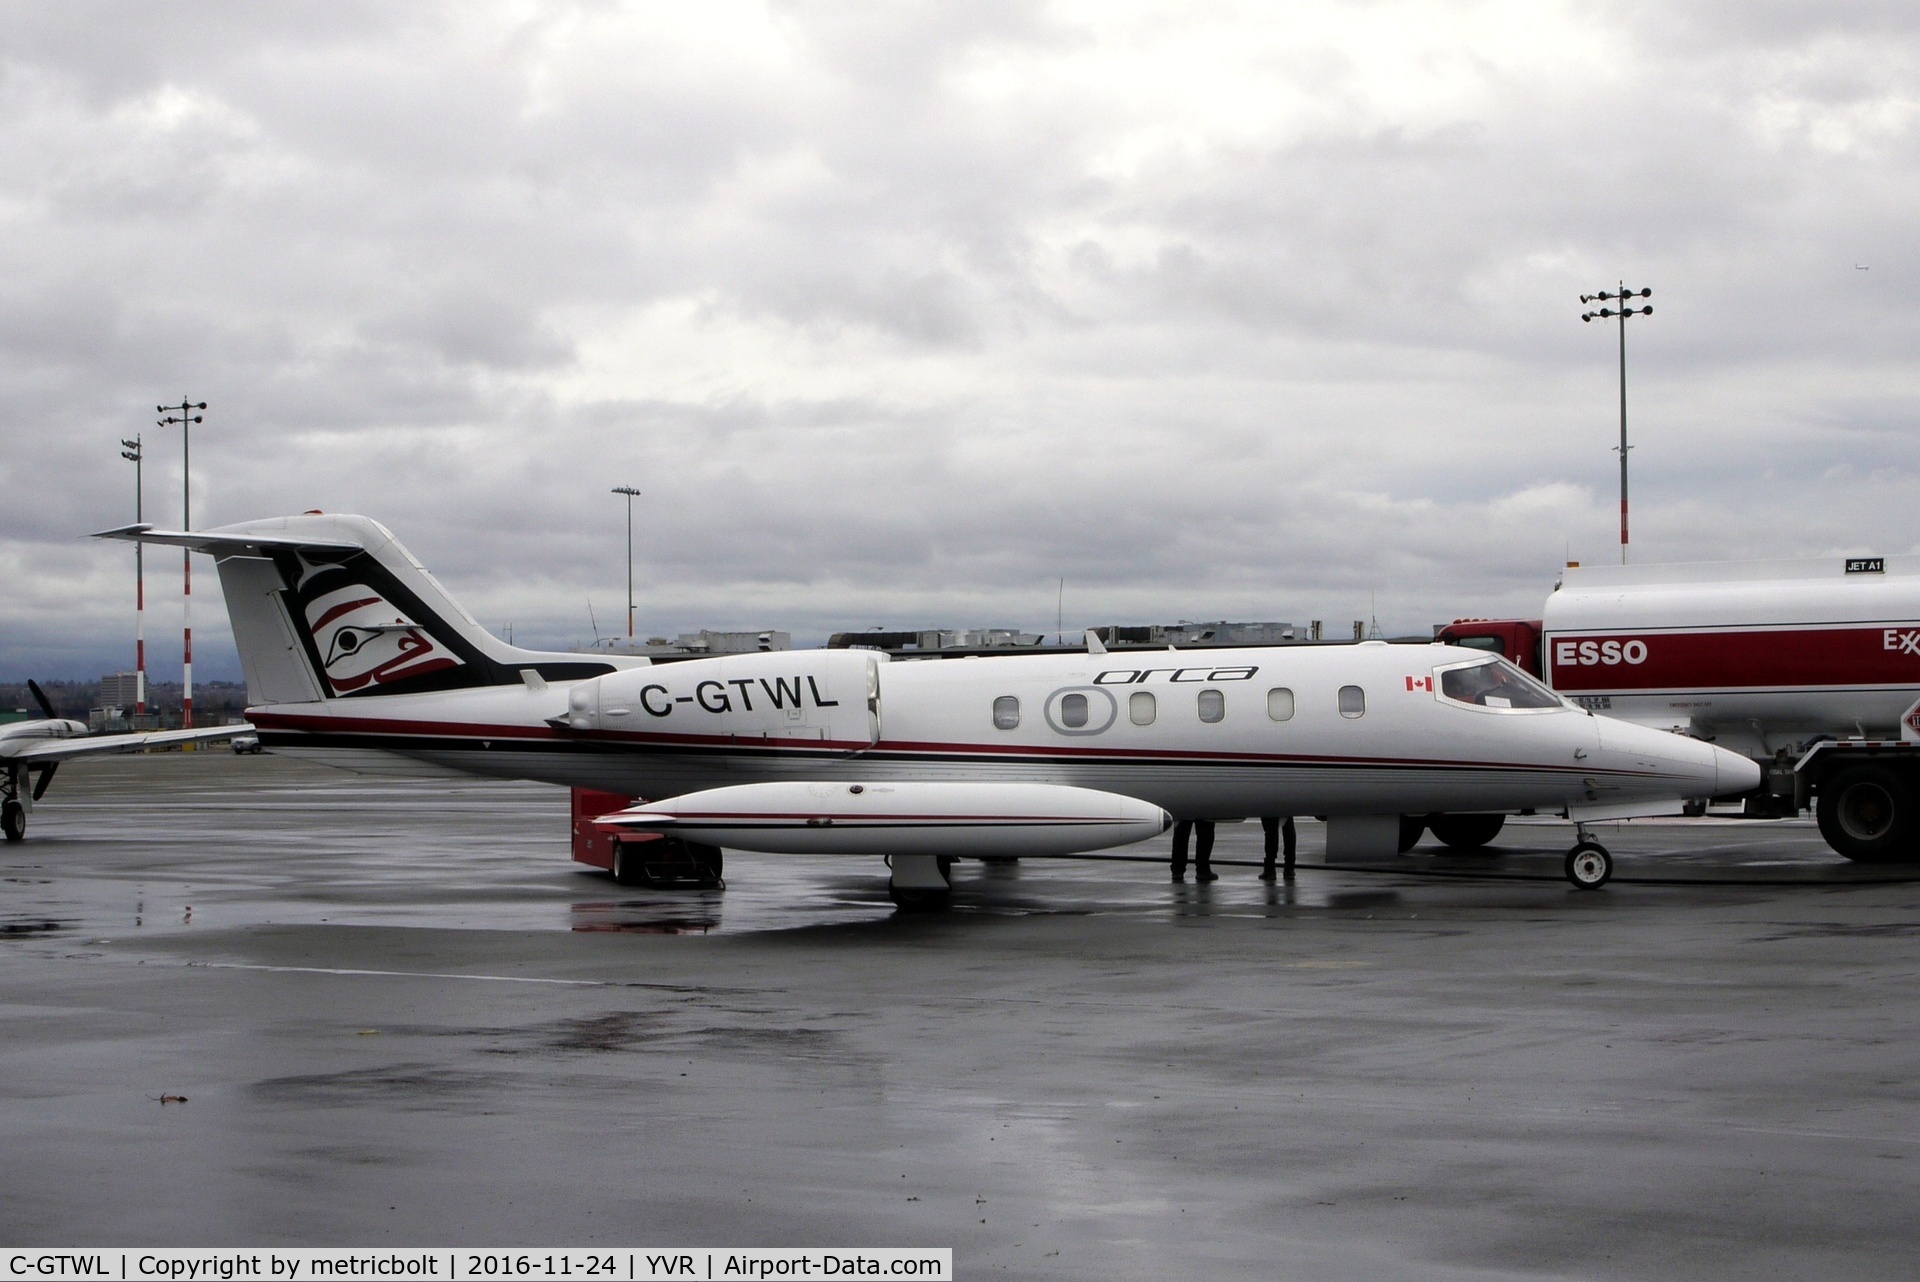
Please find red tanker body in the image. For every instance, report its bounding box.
[1440,555,1920,865]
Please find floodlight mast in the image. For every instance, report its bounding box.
[1580,284,1653,564]
[157,399,205,726]
[119,434,145,715]
[612,486,642,639]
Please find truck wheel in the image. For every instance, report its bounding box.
[1398,816,1426,853]
[2,800,23,843]
[1817,765,1918,863]
[611,841,646,886]
[1428,814,1505,851]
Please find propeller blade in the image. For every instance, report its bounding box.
[31,762,58,801]
[26,679,55,721]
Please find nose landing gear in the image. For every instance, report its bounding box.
[1564,826,1613,889]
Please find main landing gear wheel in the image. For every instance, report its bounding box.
[2,800,23,843]
[1564,841,1612,890]
[1428,813,1505,851]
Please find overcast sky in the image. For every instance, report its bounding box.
[4,0,1919,683]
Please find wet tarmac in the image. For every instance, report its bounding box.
[3,753,1918,1278]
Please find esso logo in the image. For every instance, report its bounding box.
[1554,639,1648,667]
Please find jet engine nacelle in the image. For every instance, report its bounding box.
[565,649,882,747]
[596,780,1173,858]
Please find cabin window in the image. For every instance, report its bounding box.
[1338,685,1366,718]
[1060,692,1089,729]
[1197,688,1226,723]
[1266,687,1295,721]
[1130,691,1156,725]
[992,695,1020,729]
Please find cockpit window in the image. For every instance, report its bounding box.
[1438,658,1562,710]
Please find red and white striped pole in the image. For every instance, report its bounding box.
[157,399,205,729]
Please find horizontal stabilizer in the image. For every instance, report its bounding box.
[91,523,358,555]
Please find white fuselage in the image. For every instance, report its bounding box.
[250,642,1747,821]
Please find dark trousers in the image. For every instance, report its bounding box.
[1261,816,1297,876]
[1172,820,1215,877]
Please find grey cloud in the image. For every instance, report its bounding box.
[5,3,1920,684]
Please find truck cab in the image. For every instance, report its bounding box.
[1436,619,1545,678]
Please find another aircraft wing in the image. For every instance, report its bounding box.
[4,724,254,762]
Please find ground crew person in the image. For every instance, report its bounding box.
[1260,815,1297,881]
[1171,819,1218,883]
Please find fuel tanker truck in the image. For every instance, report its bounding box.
[1439,554,1920,864]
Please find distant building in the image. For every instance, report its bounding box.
[99,672,142,707]
[1094,621,1297,647]
[829,628,1045,651]
[584,629,791,658]
[828,620,1313,656]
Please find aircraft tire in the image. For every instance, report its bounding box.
[1428,813,1506,850]
[1398,815,1426,853]
[1564,841,1612,889]
[2,800,22,843]
[1817,765,1919,864]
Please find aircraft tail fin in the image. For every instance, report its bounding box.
[95,515,623,706]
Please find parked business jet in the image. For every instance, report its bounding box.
[1,679,249,841]
[97,514,1759,902]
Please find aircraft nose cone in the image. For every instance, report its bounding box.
[1716,745,1763,796]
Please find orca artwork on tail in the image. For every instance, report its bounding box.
[97,513,1762,903]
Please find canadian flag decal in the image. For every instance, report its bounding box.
[1406,675,1433,692]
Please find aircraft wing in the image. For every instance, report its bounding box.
[3,724,254,762]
